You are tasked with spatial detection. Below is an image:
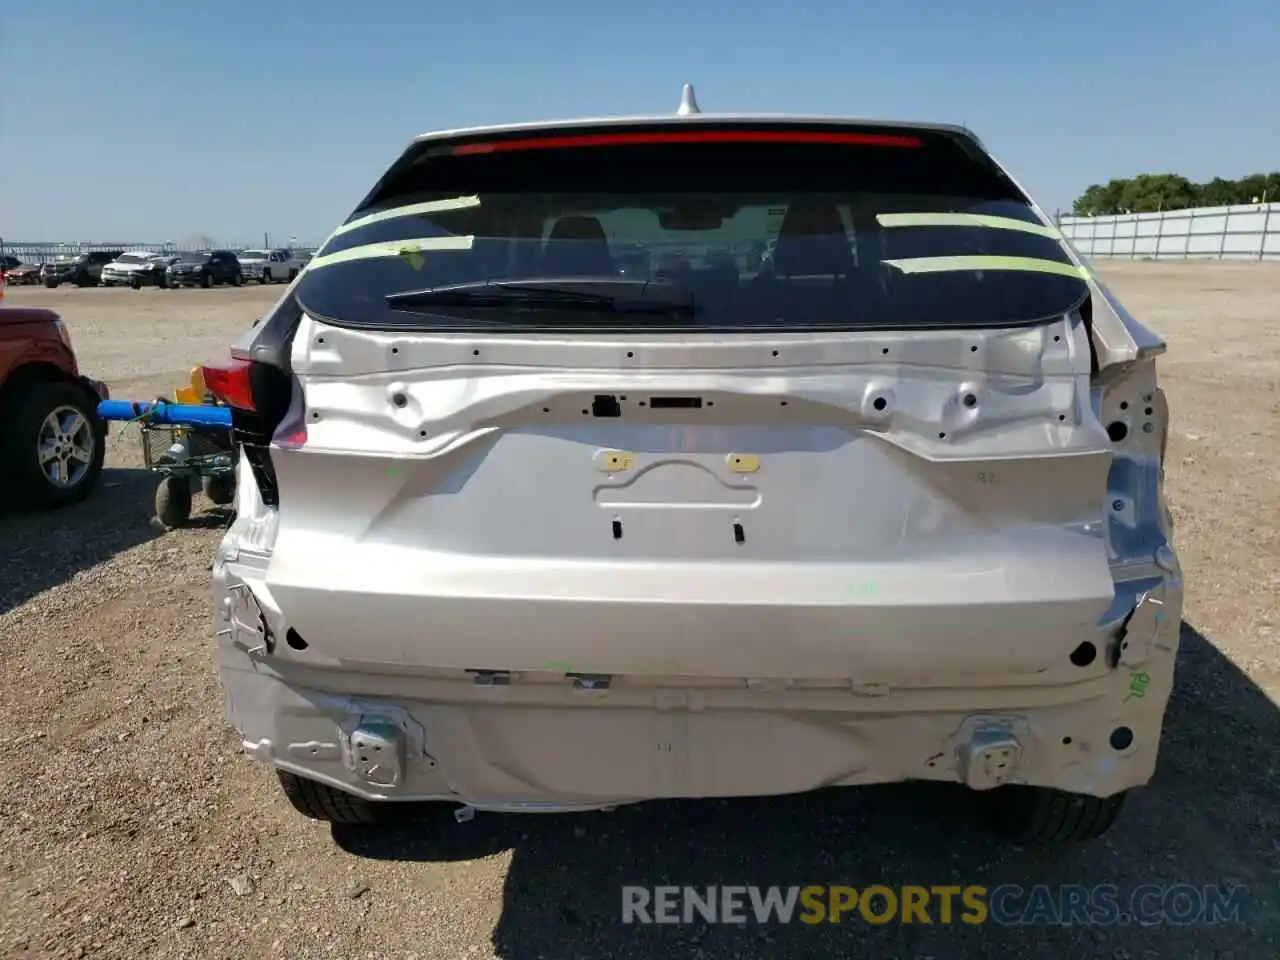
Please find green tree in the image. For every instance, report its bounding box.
[1072,171,1280,214]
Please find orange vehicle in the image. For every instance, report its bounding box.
[0,306,109,509]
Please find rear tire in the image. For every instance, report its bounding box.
[154,476,193,528]
[201,272,212,289]
[43,277,58,289]
[1,380,106,510]
[262,268,274,284]
[990,786,1126,844]
[277,770,380,824]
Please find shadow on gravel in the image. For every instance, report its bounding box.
[0,467,161,616]
[334,621,1278,959]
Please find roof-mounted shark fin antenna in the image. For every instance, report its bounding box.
[677,83,701,116]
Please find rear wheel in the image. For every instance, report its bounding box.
[277,770,380,824]
[262,268,274,284]
[231,272,242,287]
[989,786,1126,844]
[1,380,106,510]
[287,268,298,282]
[43,277,58,289]
[201,272,212,289]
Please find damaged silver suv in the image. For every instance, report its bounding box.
[206,87,1181,843]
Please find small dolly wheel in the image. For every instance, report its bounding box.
[203,473,236,505]
[155,476,193,528]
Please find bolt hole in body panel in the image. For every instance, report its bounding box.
[1069,641,1097,667]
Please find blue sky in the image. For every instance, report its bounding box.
[3,0,1276,245]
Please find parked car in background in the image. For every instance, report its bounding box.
[42,250,123,288]
[101,250,169,288]
[0,305,108,508]
[131,253,180,288]
[2,259,41,286]
[166,250,243,288]
[236,248,305,284]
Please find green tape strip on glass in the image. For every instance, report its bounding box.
[331,196,481,238]
[882,255,1090,280]
[876,212,1062,238]
[306,235,475,272]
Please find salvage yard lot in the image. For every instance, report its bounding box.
[1,264,1277,959]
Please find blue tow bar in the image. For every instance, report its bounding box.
[98,399,233,428]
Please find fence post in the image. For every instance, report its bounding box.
[1153,210,1164,261]
[1184,207,1194,259]
[1220,207,1230,260]
[1260,203,1273,262]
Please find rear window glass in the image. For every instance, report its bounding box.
[294,127,1087,333]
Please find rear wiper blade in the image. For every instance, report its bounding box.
[385,277,695,316]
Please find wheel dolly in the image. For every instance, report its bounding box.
[97,367,238,528]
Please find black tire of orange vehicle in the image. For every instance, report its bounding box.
[276,771,381,824]
[154,475,192,528]
[990,785,1126,844]
[2,380,106,510]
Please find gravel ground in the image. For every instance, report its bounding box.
[0,268,1277,959]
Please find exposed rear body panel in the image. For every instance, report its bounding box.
[211,101,1182,821]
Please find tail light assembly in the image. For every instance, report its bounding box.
[202,357,299,507]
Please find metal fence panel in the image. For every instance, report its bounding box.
[1058,203,1279,261]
